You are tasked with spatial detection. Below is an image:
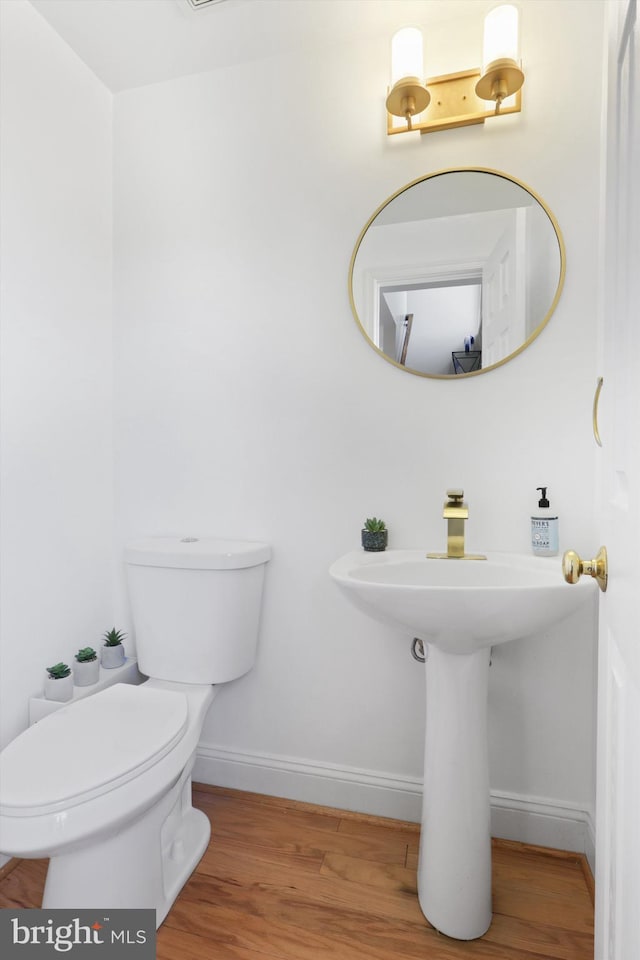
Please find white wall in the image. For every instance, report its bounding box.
[0,0,114,748]
[113,0,604,854]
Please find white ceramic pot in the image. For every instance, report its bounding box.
[74,657,100,686]
[101,644,125,669]
[44,672,74,702]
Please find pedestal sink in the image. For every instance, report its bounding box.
[329,550,596,940]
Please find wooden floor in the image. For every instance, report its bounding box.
[0,784,594,959]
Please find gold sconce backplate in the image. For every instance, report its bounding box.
[387,68,522,136]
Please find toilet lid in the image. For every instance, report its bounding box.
[0,684,188,816]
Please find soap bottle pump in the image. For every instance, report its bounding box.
[531,487,559,557]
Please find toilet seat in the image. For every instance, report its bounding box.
[0,684,188,818]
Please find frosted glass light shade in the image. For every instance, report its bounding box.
[390,27,424,84]
[482,4,519,71]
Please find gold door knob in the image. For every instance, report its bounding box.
[562,546,608,592]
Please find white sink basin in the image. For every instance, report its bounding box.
[330,547,596,940]
[330,550,595,654]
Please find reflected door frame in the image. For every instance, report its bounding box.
[366,259,484,346]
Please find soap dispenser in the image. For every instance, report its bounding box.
[531,487,559,557]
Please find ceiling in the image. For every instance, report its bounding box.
[27,0,494,94]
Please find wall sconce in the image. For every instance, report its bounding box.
[386,4,524,136]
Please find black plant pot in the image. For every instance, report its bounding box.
[361,529,388,552]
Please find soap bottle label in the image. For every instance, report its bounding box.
[531,518,559,556]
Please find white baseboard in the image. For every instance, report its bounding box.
[490,790,596,865]
[194,743,424,822]
[194,742,595,860]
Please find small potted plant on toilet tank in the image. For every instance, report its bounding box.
[361,517,388,552]
[45,661,74,702]
[74,647,100,686]
[100,628,126,669]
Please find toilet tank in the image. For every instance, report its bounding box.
[124,537,271,684]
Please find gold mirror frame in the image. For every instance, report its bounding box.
[348,167,566,379]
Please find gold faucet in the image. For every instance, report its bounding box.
[427,489,487,560]
[443,489,468,558]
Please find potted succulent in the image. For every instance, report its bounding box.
[100,627,127,669]
[45,661,74,702]
[361,517,388,552]
[74,646,100,687]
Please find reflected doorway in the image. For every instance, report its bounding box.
[380,277,482,375]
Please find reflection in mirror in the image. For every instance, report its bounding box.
[349,169,565,379]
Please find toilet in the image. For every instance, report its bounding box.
[0,536,270,925]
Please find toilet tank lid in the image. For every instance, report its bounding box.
[125,537,271,570]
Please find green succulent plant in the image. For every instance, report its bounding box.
[363,517,387,532]
[47,662,71,680]
[102,627,127,648]
[75,647,97,663]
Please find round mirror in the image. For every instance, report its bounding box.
[349,168,565,379]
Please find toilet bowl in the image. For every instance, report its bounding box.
[0,536,270,925]
[0,680,215,922]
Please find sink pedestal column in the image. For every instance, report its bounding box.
[418,644,492,940]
